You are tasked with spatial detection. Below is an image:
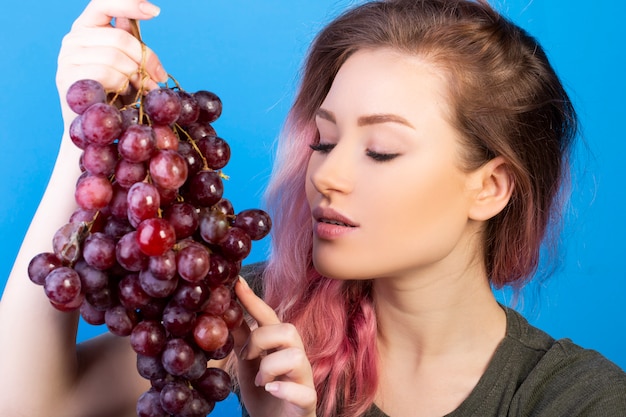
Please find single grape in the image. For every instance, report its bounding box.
[192,314,229,352]
[176,244,210,283]
[177,141,203,177]
[162,302,197,337]
[75,174,114,211]
[118,274,152,310]
[201,285,231,316]
[52,222,89,264]
[79,299,106,325]
[74,259,109,293]
[127,182,161,226]
[85,284,116,311]
[196,136,230,170]
[136,353,167,381]
[104,216,134,239]
[118,124,156,163]
[192,367,232,402]
[172,281,210,312]
[148,249,177,281]
[104,305,138,336]
[152,124,179,151]
[115,159,147,188]
[108,183,130,219]
[136,218,177,257]
[159,380,192,415]
[116,231,148,271]
[139,268,179,299]
[218,226,252,261]
[28,252,63,286]
[194,90,222,124]
[149,149,188,191]
[233,208,272,240]
[136,388,168,417]
[187,122,217,141]
[69,208,103,230]
[144,88,182,126]
[161,338,195,376]
[163,202,199,240]
[69,115,88,149]
[66,79,106,115]
[184,170,224,208]
[130,319,167,357]
[81,103,123,146]
[205,252,232,288]
[44,266,82,305]
[175,90,200,126]
[82,143,118,176]
[199,209,230,245]
[121,106,140,131]
[82,232,117,271]
[221,300,244,330]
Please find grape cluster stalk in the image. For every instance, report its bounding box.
[27,75,271,416]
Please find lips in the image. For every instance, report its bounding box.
[311,206,358,228]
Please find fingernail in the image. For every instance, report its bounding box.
[265,382,279,393]
[254,373,263,387]
[139,2,161,17]
[239,276,250,289]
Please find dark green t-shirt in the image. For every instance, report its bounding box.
[363,306,626,416]
[239,264,626,416]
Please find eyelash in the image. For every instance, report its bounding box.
[309,143,400,162]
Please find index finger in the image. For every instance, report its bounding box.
[235,277,281,327]
[73,0,161,29]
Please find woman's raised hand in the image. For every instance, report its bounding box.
[234,278,318,417]
[56,0,167,123]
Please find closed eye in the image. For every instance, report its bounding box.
[367,150,400,162]
[309,142,335,153]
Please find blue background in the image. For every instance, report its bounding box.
[1,1,624,414]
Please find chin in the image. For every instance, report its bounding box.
[312,256,369,281]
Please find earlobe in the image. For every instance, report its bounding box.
[468,156,514,221]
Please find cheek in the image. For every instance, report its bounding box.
[304,158,317,206]
[370,166,470,248]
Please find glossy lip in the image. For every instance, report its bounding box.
[311,206,359,239]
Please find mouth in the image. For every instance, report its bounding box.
[319,218,355,227]
[312,206,358,228]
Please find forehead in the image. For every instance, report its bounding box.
[322,48,453,123]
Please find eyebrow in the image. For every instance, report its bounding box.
[315,108,414,129]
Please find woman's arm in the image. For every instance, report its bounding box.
[0,1,165,416]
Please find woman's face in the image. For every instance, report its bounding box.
[305,48,483,281]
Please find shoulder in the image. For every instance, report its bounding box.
[506,308,626,416]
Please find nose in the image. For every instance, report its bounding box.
[308,141,355,197]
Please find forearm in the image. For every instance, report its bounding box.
[0,132,83,415]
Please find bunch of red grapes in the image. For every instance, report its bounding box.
[27,78,271,417]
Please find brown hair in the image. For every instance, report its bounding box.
[262,1,578,415]
[287,0,577,288]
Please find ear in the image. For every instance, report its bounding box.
[467,156,514,221]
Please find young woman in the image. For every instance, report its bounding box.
[1,0,624,417]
